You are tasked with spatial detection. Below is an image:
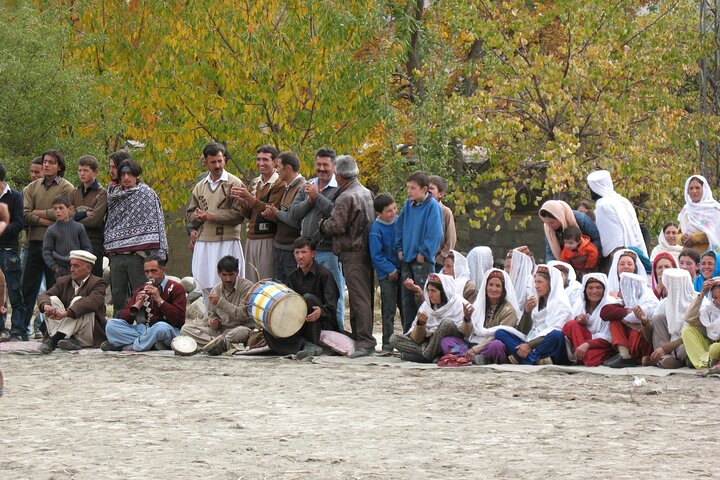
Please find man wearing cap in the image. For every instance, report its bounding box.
[36,250,108,353]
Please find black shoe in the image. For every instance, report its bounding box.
[348,347,375,359]
[604,354,637,368]
[296,345,323,360]
[9,335,25,342]
[39,340,55,354]
[100,341,122,352]
[57,337,83,351]
[400,352,431,363]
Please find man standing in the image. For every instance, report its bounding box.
[71,155,107,277]
[187,142,246,297]
[17,150,74,341]
[320,155,376,357]
[181,255,255,355]
[102,255,186,352]
[0,162,24,341]
[261,151,306,285]
[231,145,285,282]
[36,250,107,353]
[285,148,346,329]
[104,156,168,310]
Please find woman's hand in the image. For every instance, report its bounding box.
[576,314,589,326]
[681,233,693,247]
[525,296,537,313]
[516,343,531,359]
[575,342,590,362]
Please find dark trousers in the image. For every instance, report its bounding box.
[274,247,296,286]
[379,275,402,346]
[400,260,434,332]
[90,240,105,278]
[264,293,324,355]
[109,253,146,310]
[17,241,55,337]
[341,253,376,349]
[495,329,568,365]
[0,248,24,334]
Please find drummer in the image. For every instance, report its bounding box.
[263,236,340,359]
[181,255,256,355]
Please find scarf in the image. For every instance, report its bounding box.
[105,183,168,260]
[619,272,659,325]
[468,269,522,344]
[608,248,649,294]
[650,230,683,262]
[526,265,574,341]
[548,260,583,311]
[448,250,471,296]
[574,273,613,343]
[409,273,468,335]
[651,252,678,299]
[509,247,535,313]
[678,175,720,252]
[660,268,696,340]
[467,246,493,290]
[540,200,578,259]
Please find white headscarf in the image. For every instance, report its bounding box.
[574,273,613,343]
[587,170,648,257]
[448,250,471,296]
[608,248,649,293]
[649,227,683,262]
[509,247,534,313]
[678,175,720,252]
[548,260,583,312]
[619,272,659,325]
[468,269,522,344]
[409,273,468,335]
[659,268,696,340]
[527,265,574,341]
[467,246,493,289]
[700,291,720,341]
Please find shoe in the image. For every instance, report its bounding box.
[0,331,10,342]
[9,335,25,342]
[57,337,83,351]
[100,340,122,352]
[508,355,519,365]
[604,354,637,368]
[400,352,430,363]
[154,341,170,351]
[472,354,488,365]
[381,344,394,353]
[33,330,44,340]
[203,335,228,356]
[39,340,55,354]
[348,347,375,359]
[296,346,323,361]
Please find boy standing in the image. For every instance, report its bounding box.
[428,175,457,272]
[71,155,107,277]
[394,171,443,332]
[42,196,92,282]
[369,193,401,352]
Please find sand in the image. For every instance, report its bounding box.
[1,352,720,479]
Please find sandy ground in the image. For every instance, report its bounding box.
[1,352,720,480]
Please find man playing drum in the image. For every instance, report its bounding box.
[181,255,255,355]
[263,236,340,359]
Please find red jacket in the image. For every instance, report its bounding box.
[560,234,599,274]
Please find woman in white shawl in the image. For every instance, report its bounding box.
[678,175,720,255]
[508,246,535,313]
[561,273,615,366]
[649,221,683,261]
[459,269,522,364]
[494,265,574,365]
[548,260,583,311]
[607,249,649,296]
[390,273,472,363]
[646,268,694,369]
[681,277,720,369]
[467,246,493,290]
[441,250,478,303]
[587,170,648,258]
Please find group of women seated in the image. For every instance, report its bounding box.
[390,174,720,370]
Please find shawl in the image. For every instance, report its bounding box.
[468,269,522,344]
[539,200,578,259]
[693,250,720,292]
[467,246,493,289]
[700,284,720,341]
[608,248,649,294]
[526,265,574,341]
[409,273,468,335]
[548,260,583,312]
[660,268,696,340]
[573,273,613,343]
[587,170,648,257]
[448,250,471,296]
[509,247,535,313]
[649,230,683,262]
[678,175,720,252]
[619,272,659,325]
[651,252,678,299]
[105,183,168,260]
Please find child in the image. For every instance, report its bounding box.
[369,193,401,352]
[393,171,443,332]
[71,155,107,277]
[428,175,457,272]
[559,225,599,277]
[42,195,92,282]
[678,247,700,282]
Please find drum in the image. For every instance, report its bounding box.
[246,280,307,338]
[171,335,198,356]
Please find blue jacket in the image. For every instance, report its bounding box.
[369,218,400,279]
[545,210,602,262]
[393,195,443,263]
[0,187,23,250]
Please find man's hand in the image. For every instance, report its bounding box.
[0,305,6,314]
[188,230,199,252]
[194,208,211,222]
[388,270,399,282]
[516,343,532,359]
[398,251,404,262]
[208,318,221,330]
[306,306,321,322]
[43,304,57,318]
[261,204,279,220]
[144,283,162,303]
[208,293,220,306]
[230,185,254,206]
[38,218,53,226]
[417,253,425,264]
[134,292,148,309]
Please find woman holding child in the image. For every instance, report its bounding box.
[538,200,601,263]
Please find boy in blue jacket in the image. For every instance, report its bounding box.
[393,171,443,331]
[369,193,401,352]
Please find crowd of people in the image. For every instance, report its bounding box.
[1,144,720,373]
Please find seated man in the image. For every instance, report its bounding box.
[181,255,255,355]
[263,236,339,359]
[37,250,107,353]
[102,255,186,352]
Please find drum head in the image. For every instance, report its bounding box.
[171,336,198,356]
[267,293,307,338]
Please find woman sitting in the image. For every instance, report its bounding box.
[494,265,573,365]
[651,252,677,299]
[678,174,720,255]
[649,221,683,261]
[459,269,521,364]
[548,260,583,311]
[562,273,614,367]
[539,200,601,263]
[647,268,694,369]
[693,250,720,292]
[467,246,493,292]
[508,246,535,313]
[390,273,472,363]
[682,277,720,369]
[607,248,648,296]
[441,250,478,303]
